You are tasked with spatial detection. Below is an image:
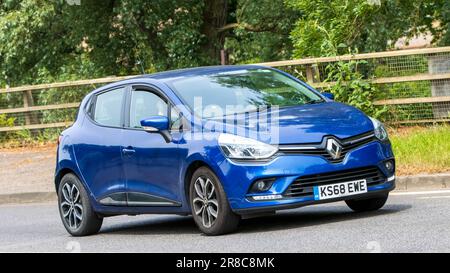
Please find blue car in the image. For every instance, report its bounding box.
[55,65,395,236]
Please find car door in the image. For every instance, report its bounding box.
[74,86,128,205]
[121,86,182,206]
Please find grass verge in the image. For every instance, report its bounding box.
[389,125,450,176]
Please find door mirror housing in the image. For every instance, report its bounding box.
[140,116,172,142]
[140,116,169,132]
[322,92,334,100]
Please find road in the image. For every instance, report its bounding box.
[0,190,449,253]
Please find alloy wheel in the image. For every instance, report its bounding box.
[60,183,83,230]
[192,176,219,228]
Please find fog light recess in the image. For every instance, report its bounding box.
[249,178,275,193]
[384,160,395,173]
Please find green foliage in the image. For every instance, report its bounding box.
[324,60,386,119]
[0,114,15,142]
[35,128,62,143]
[1,0,448,89]
[0,0,109,87]
[224,0,299,63]
[416,0,450,46]
[376,81,431,100]
[286,0,447,58]
[0,0,299,88]
[438,1,450,45]
[373,56,428,78]
[0,114,14,127]
[14,129,32,141]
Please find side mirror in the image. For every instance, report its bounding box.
[140,116,172,143]
[322,92,334,100]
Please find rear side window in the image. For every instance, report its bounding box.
[93,88,125,127]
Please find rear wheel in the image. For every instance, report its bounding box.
[345,194,389,212]
[189,167,240,235]
[58,173,103,236]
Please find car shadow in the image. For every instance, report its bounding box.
[238,203,411,234]
[99,215,198,235]
[99,203,412,236]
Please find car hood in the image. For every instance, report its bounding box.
[206,102,374,145]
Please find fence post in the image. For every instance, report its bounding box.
[305,64,314,83]
[22,90,36,125]
[427,55,450,118]
[305,64,321,84]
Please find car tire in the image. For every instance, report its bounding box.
[58,173,103,236]
[189,167,240,235]
[345,194,389,212]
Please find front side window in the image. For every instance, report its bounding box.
[93,88,125,127]
[129,90,168,128]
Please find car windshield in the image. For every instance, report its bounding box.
[169,68,324,118]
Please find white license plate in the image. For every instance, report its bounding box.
[313,179,367,200]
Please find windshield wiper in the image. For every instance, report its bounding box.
[304,99,325,105]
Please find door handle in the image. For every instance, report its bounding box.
[122,147,136,156]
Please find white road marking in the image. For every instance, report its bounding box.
[391,189,450,196]
[418,195,450,200]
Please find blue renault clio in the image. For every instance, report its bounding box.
[55,65,395,236]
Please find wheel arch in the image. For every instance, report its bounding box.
[55,168,76,193]
[54,168,77,192]
[183,160,212,204]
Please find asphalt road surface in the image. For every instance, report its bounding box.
[1,190,449,253]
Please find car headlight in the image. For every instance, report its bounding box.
[218,133,278,160]
[369,117,388,141]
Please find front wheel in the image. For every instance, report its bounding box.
[189,167,240,235]
[345,194,389,212]
[58,173,103,236]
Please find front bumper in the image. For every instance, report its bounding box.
[214,140,395,213]
[234,180,395,215]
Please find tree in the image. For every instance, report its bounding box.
[223,0,300,63]
[1,0,449,89]
[0,0,299,87]
[286,0,448,58]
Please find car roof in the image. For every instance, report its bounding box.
[135,64,268,82]
[88,64,270,97]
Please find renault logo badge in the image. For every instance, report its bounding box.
[326,138,342,160]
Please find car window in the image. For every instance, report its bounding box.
[130,90,168,129]
[170,68,324,118]
[170,105,182,131]
[93,88,125,127]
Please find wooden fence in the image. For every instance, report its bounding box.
[1,46,450,133]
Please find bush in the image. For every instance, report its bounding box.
[324,60,387,119]
[0,114,15,142]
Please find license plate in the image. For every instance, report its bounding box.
[313,179,367,200]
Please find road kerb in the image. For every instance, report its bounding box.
[396,173,450,191]
[0,192,56,205]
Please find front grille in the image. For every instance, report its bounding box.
[284,166,386,198]
[278,131,376,163]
